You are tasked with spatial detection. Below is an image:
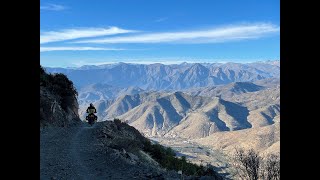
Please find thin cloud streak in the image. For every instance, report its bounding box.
[40,27,136,44]
[74,23,279,44]
[40,46,125,52]
[40,4,66,11]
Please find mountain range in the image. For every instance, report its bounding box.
[46,61,279,90]
[77,79,279,139]
[46,61,280,155]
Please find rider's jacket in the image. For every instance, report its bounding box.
[86,106,97,114]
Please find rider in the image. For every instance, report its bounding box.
[86,103,97,120]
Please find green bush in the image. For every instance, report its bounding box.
[142,139,221,178]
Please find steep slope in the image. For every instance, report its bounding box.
[194,122,280,155]
[185,81,265,99]
[247,104,280,128]
[223,82,264,93]
[253,77,280,88]
[105,94,143,119]
[103,92,163,120]
[117,92,212,136]
[115,93,252,139]
[170,63,211,89]
[166,98,250,139]
[227,86,280,111]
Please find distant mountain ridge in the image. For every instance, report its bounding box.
[185,81,265,98]
[45,61,279,90]
[77,81,279,139]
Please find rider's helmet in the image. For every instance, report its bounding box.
[90,103,93,107]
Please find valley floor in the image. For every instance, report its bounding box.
[150,137,235,179]
[150,122,280,180]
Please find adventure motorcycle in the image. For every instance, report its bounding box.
[86,114,97,126]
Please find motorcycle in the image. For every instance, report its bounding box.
[86,114,97,126]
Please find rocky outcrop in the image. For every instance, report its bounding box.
[40,66,81,127]
[40,87,80,127]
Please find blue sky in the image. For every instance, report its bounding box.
[40,0,280,67]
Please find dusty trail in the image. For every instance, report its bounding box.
[41,123,113,180]
[40,123,171,180]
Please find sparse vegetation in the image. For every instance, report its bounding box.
[113,118,122,124]
[231,148,280,180]
[40,65,80,127]
[40,65,78,111]
[108,118,222,178]
[143,139,222,178]
[261,153,280,180]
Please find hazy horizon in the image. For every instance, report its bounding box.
[42,59,280,68]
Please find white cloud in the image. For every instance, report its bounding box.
[40,46,125,52]
[74,23,279,44]
[40,4,66,11]
[40,27,136,44]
